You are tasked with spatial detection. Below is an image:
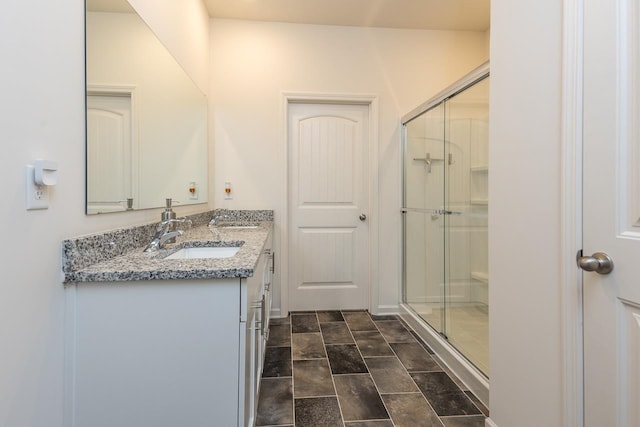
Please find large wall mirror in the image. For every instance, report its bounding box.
[85,0,208,214]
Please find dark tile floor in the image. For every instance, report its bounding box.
[256,310,489,427]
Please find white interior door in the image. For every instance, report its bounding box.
[583,0,640,425]
[86,94,134,213]
[288,102,370,311]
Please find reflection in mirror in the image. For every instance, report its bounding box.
[85,0,208,214]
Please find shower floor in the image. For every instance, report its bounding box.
[408,302,489,376]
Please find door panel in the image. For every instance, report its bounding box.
[583,0,640,424]
[288,103,369,311]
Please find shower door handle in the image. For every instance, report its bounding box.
[577,251,614,275]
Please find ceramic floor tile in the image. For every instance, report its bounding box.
[333,374,390,421]
[375,320,417,343]
[326,344,368,374]
[409,330,436,354]
[410,372,482,417]
[464,391,489,417]
[291,314,320,333]
[344,421,394,427]
[320,322,354,344]
[270,316,291,326]
[364,357,418,393]
[343,311,378,331]
[440,415,487,426]
[258,310,487,427]
[317,310,345,322]
[292,333,326,360]
[293,359,335,398]
[294,397,342,427]
[256,377,294,426]
[390,342,442,372]
[268,323,292,347]
[370,314,399,321]
[382,393,444,427]
[352,331,395,357]
[263,346,292,378]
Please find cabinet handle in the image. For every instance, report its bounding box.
[261,294,267,336]
[270,251,275,273]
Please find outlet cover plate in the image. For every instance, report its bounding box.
[25,165,49,210]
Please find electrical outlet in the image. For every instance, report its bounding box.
[224,181,232,200]
[188,181,198,200]
[25,165,49,210]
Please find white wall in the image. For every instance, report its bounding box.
[209,19,489,316]
[489,0,564,426]
[0,1,209,426]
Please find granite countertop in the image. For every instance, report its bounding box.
[62,210,273,283]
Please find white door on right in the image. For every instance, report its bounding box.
[583,0,640,425]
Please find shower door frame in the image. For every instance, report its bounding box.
[400,61,490,407]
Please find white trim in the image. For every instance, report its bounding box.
[280,92,380,315]
[402,62,490,124]
[560,0,584,426]
[63,285,77,427]
[485,417,498,427]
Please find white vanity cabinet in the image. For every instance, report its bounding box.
[239,232,273,427]
[64,234,273,427]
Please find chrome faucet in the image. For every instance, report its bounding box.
[208,214,230,238]
[144,218,192,252]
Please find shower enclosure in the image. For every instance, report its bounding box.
[401,62,489,403]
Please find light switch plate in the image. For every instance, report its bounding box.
[25,165,49,210]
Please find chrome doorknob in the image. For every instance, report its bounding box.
[359,214,367,221]
[577,251,614,275]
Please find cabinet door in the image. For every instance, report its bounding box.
[68,279,241,427]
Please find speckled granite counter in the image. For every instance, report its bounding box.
[62,210,273,283]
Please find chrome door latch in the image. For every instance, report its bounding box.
[577,249,614,275]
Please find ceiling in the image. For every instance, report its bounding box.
[86,0,134,13]
[203,0,490,31]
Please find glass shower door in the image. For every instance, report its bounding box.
[402,70,490,378]
[403,103,446,334]
[444,77,490,375]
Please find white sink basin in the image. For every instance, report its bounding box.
[165,246,240,259]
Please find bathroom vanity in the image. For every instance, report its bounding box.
[62,210,273,427]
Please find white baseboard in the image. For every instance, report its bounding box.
[372,304,401,315]
[270,308,283,318]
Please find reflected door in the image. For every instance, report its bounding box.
[86,94,134,213]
